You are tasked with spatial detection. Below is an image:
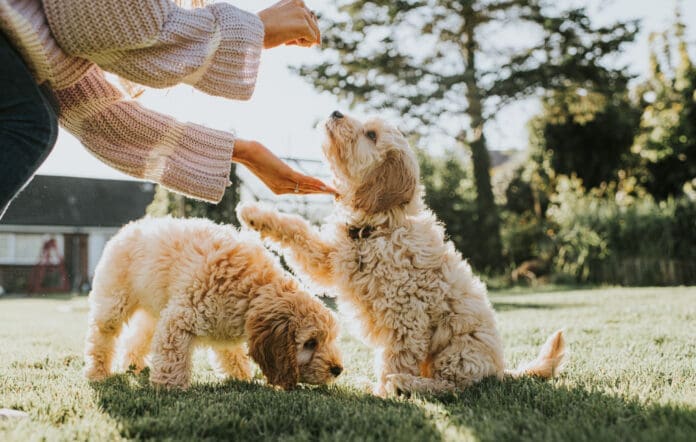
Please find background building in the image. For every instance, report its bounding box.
[0,176,155,293]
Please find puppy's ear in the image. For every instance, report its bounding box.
[247,300,299,390]
[353,149,417,214]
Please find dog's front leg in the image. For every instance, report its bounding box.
[238,203,336,286]
[149,305,195,389]
[208,344,252,381]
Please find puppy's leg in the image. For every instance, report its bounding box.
[118,309,156,373]
[208,344,252,381]
[374,342,429,397]
[238,203,336,286]
[149,306,195,389]
[84,289,134,381]
[429,332,504,389]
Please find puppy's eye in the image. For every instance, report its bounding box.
[365,130,377,142]
[304,338,318,350]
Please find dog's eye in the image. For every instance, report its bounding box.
[304,338,318,350]
[365,130,377,142]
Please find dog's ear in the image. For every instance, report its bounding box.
[247,299,299,390]
[353,149,417,214]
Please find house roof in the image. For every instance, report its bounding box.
[1,175,155,227]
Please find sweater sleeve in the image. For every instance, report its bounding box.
[43,0,264,100]
[54,66,235,203]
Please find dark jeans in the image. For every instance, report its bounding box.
[0,31,59,219]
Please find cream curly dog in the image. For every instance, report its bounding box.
[238,111,566,396]
[84,217,343,390]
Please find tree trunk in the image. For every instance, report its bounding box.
[462,15,504,271]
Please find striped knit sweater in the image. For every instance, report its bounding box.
[0,0,264,202]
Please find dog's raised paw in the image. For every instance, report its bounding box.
[236,203,265,230]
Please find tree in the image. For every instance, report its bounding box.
[298,0,637,271]
[146,164,241,225]
[527,88,640,190]
[632,9,696,200]
[417,149,482,265]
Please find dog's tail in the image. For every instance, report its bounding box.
[505,329,567,379]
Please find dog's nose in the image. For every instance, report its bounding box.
[330,365,343,377]
[331,110,344,119]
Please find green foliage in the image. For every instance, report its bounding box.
[546,176,696,285]
[302,1,637,131]
[146,165,241,225]
[417,149,482,267]
[498,9,695,285]
[500,211,554,265]
[2,289,695,441]
[632,12,696,200]
[529,91,640,189]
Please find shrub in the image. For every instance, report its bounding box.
[547,176,696,284]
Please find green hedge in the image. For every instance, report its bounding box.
[546,176,696,285]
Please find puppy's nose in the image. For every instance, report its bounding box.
[330,365,343,377]
[331,110,344,119]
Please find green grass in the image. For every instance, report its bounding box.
[1,287,694,441]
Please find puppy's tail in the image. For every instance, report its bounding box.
[505,329,567,379]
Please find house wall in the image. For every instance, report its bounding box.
[88,233,109,280]
[0,226,118,293]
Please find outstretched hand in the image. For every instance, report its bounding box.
[232,139,336,196]
[258,0,321,48]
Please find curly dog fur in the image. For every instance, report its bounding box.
[238,112,566,396]
[84,217,343,390]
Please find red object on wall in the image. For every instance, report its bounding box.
[29,238,70,293]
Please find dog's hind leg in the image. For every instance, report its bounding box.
[425,331,504,392]
[84,289,135,381]
[118,309,156,373]
[208,344,252,381]
[374,341,429,397]
[149,305,195,389]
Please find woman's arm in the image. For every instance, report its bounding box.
[43,0,264,100]
[55,66,236,202]
[54,66,333,202]
[44,0,321,100]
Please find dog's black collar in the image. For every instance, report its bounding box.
[347,225,375,240]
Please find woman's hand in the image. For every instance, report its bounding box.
[258,0,321,49]
[233,139,336,196]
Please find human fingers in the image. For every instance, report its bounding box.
[295,175,337,195]
[285,37,314,47]
[308,9,321,44]
[304,9,321,45]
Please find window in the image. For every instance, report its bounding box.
[0,234,64,264]
[0,234,12,261]
[15,235,47,263]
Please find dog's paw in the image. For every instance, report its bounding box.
[373,382,388,398]
[384,374,412,398]
[84,364,110,382]
[237,203,270,232]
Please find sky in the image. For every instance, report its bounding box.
[36,0,696,182]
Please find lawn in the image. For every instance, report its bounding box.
[0,287,694,441]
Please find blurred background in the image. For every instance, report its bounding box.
[1,0,694,294]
